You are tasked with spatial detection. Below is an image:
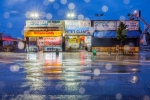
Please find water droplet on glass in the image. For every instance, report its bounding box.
[84,0,90,3]
[116,93,122,100]
[120,16,126,20]
[102,5,108,12]
[79,87,85,94]
[18,41,25,50]
[61,0,67,4]
[105,63,112,70]
[4,12,9,18]
[46,13,53,19]
[53,3,59,9]
[10,65,20,72]
[124,0,130,4]
[68,3,75,9]
[94,69,100,76]
[78,14,84,20]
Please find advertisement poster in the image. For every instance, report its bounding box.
[94,21,116,30]
[44,37,62,46]
[117,21,139,30]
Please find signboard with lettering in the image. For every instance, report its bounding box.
[24,31,62,37]
[64,20,92,35]
[117,21,139,30]
[26,20,63,27]
[94,21,116,30]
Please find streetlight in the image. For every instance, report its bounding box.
[30,12,39,19]
[95,13,104,20]
[67,12,75,19]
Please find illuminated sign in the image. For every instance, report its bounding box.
[24,31,62,37]
[117,21,139,30]
[26,20,63,27]
[65,20,91,30]
[94,21,116,30]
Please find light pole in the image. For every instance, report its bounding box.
[67,12,75,19]
[95,13,104,20]
[30,12,39,19]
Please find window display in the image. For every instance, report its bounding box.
[65,36,91,51]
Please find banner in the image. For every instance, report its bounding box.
[24,31,62,37]
[117,21,139,30]
[94,21,116,30]
[26,20,63,27]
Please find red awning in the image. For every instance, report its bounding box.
[2,37,14,41]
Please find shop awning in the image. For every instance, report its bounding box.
[127,31,141,38]
[94,31,141,38]
[94,31,116,38]
[2,37,14,41]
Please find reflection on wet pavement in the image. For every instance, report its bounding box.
[0,51,150,99]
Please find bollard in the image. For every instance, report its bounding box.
[56,48,59,56]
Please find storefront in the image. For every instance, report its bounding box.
[92,20,141,52]
[24,20,63,52]
[24,31,63,52]
[64,20,93,51]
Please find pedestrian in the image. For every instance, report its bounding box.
[25,44,28,53]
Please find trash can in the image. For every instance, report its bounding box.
[56,48,59,56]
[92,49,97,55]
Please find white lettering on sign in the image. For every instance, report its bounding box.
[117,21,139,30]
[65,20,91,29]
[94,21,116,30]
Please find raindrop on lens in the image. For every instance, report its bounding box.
[78,14,84,20]
[61,0,67,4]
[143,95,150,100]
[68,3,75,9]
[18,41,25,50]
[7,22,12,28]
[10,65,20,72]
[102,6,108,12]
[116,93,122,100]
[43,0,50,6]
[120,16,126,20]
[46,13,53,19]
[79,87,85,94]
[94,69,100,76]
[53,3,59,9]
[4,12,9,18]
[84,0,90,3]
[105,63,112,70]
[124,0,130,4]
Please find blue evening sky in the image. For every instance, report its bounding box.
[0,0,150,39]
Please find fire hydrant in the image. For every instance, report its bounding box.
[92,49,97,56]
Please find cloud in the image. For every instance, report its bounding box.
[10,10,19,14]
[6,0,26,6]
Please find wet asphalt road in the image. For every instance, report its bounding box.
[0,51,150,100]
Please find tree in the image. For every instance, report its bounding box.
[116,22,127,45]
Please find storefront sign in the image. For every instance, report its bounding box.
[65,20,91,29]
[65,29,92,35]
[26,20,63,27]
[94,21,116,30]
[24,31,62,37]
[117,21,139,30]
